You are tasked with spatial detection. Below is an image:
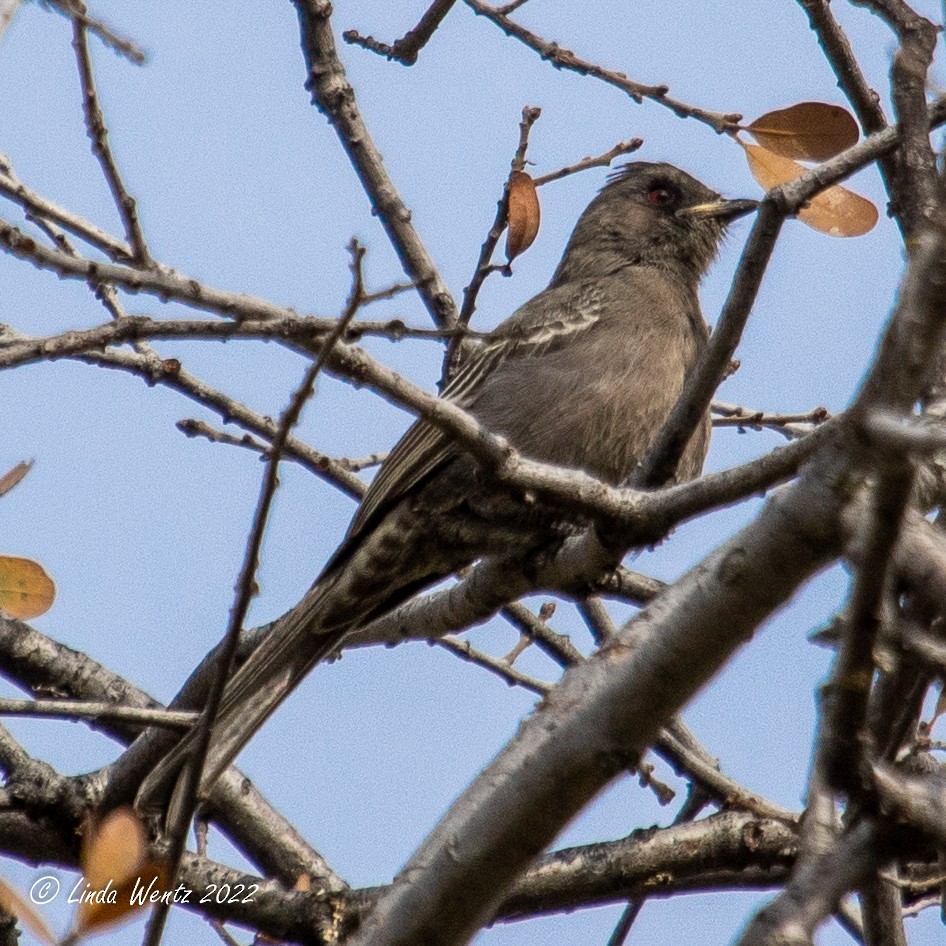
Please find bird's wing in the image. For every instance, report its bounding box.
[343,304,601,547]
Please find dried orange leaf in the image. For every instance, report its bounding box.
[0,556,55,620]
[505,170,540,262]
[75,808,168,934]
[0,876,57,945]
[0,461,32,498]
[748,102,858,161]
[743,143,878,237]
[81,807,147,890]
[74,861,168,935]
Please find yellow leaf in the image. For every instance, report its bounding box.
[742,143,878,237]
[74,807,168,936]
[0,461,32,499]
[748,102,859,161]
[0,876,57,945]
[505,170,541,262]
[0,556,55,620]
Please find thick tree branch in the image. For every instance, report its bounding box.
[339,156,946,946]
[0,614,346,893]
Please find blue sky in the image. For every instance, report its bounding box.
[1,2,943,944]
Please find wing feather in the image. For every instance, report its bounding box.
[342,305,601,550]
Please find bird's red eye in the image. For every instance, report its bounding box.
[648,185,675,207]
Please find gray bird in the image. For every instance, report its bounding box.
[138,162,756,808]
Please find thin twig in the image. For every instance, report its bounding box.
[343,0,458,65]
[447,106,541,378]
[576,597,616,645]
[465,0,743,134]
[71,14,151,264]
[2,172,141,335]
[712,401,831,439]
[207,918,243,946]
[657,721,798,822]
[175,418,377,487]
[143,240,368,946]
[501,601,583,667]
[0,152,132,260]
[0,311,484,353]
[336,450,388,471]
[42,0,146,64]
[605,899,645,946]
[436,635,551,694]
[635,199,784,488]
[0,697,195,729]
[176,419,271,457]
[531,138,643,186]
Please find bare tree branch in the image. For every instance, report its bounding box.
[343,0,458,65]
[292,0,458,328]
[464,0,743,134]
[0,613,346,893]
[71,13,152,264]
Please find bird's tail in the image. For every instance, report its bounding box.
[137,501,456,818]
[135,573,356,814]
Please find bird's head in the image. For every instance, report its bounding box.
[552,161,757,285]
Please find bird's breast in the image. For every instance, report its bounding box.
[471,300,705,485]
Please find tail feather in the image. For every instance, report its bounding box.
[137,502,462,815]
[136,576,355,812]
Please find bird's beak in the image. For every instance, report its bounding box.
[677,197,759,223]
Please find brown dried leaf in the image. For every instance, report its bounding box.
[0,461,32,498]
[75,807,168,935]
[74,861,168,936]
[742,143,878,237]
[82,808,147,890]
[0,876,57,945]
[748,102,858,161]
[505,170,540,262]
[0,556,55,620]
